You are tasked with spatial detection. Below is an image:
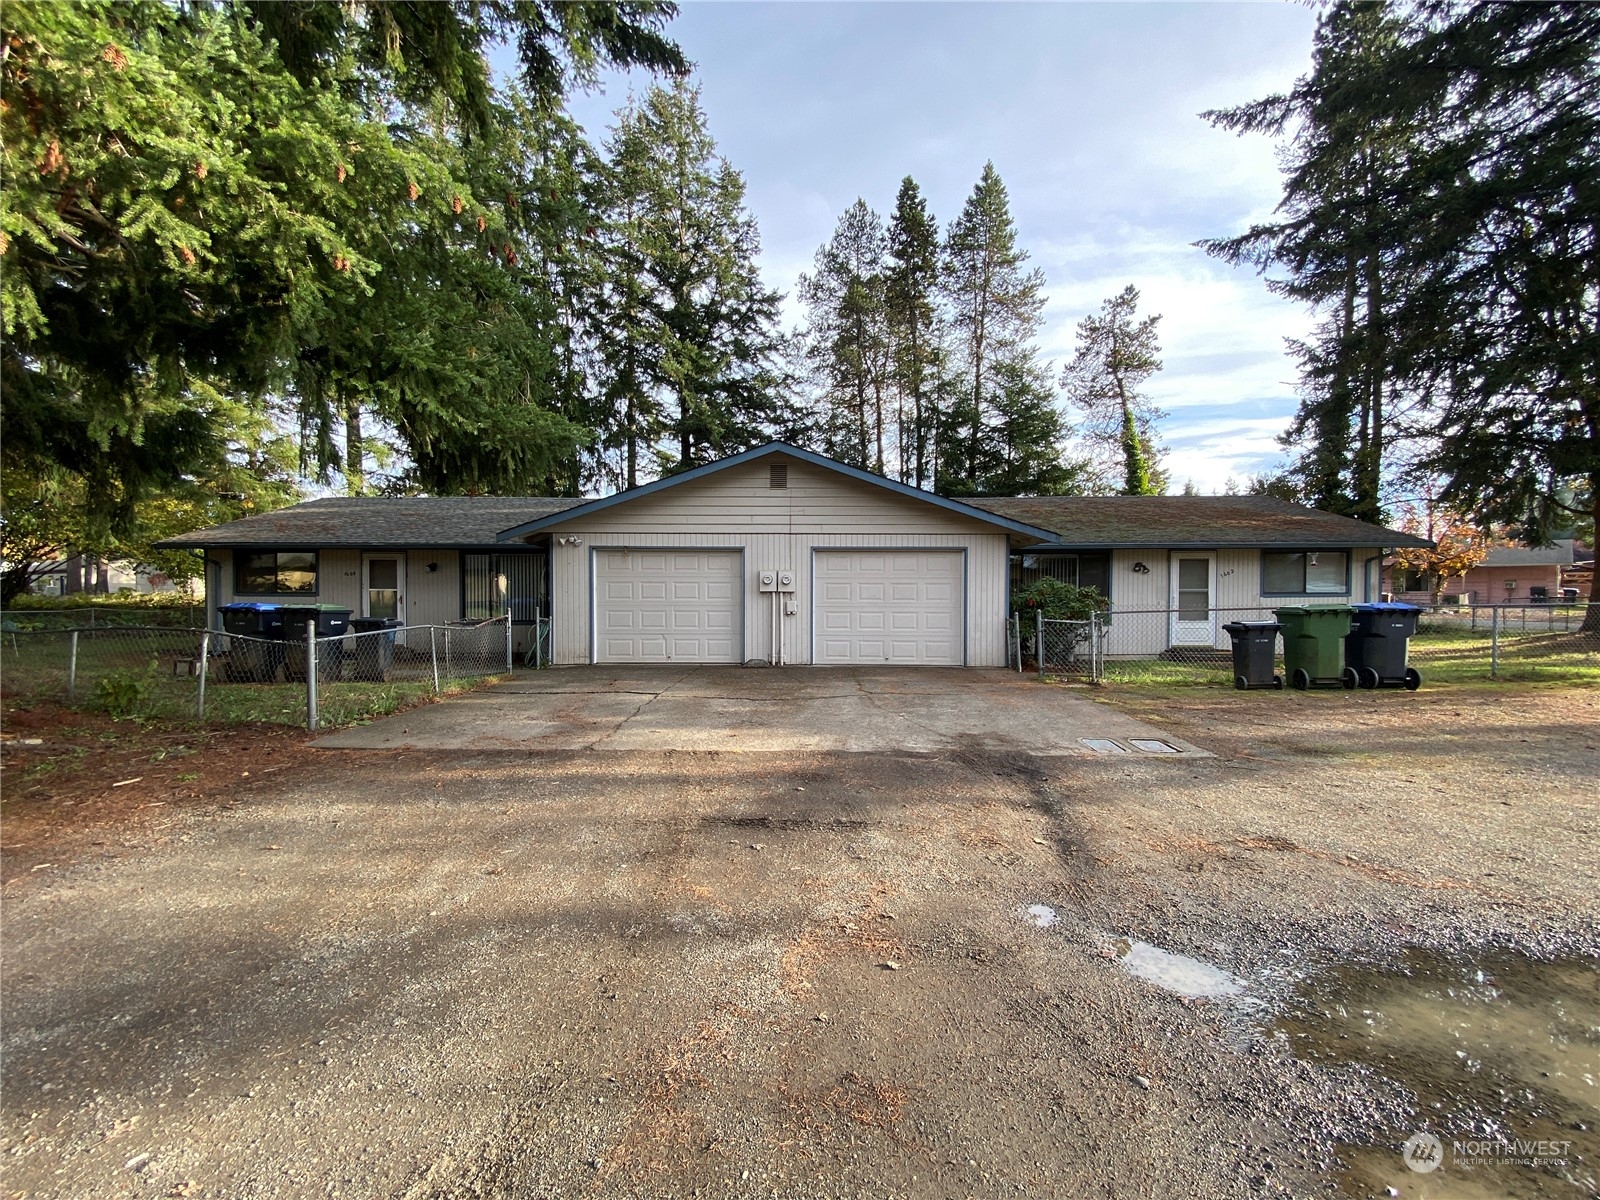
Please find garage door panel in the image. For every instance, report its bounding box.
[595,550,743,663]
[813,550,964,665]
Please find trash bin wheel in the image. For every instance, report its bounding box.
[1403,667,1422,691]
[1292,668,1310,691]
[1235,674,1249,691]
[1272,675,1284,690]
[1341,666,1359,690]
[1359,667,1381,690]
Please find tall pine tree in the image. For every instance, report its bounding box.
[884,178,943,488]
[1060,286,1168,495]
[597,81,784,475]
[798,200,890,471]
[938,163,1056,496]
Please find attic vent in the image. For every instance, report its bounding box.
[769,462,788,489]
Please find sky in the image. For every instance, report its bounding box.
[556,1,1321,493]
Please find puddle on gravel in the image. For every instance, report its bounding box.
[1274,950,1600,1199]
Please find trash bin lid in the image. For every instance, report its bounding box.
[1352,602,1421,613]
[1222,620,1280,631]
[219,601,282,611]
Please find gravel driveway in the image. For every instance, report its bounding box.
[3,683,1595,1199]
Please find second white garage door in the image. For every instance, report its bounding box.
[594,549,742,663]
[812,550,964,665]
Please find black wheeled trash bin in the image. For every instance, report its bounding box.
[218,602,284,682]
[347,616,402,682]
[281,604,352,682]
[1223,620,1283,690]
[1345,602,1422,690]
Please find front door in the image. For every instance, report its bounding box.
[1169,553,1215,646]
[362,554,406,624]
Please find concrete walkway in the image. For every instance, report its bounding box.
[314,666,1208,756]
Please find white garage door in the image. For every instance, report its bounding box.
[813,550,964,665]
[594,549,742,663]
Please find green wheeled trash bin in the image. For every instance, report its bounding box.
[1345,602,1423,690]
[1222,620,1283,690]
[280,604,352,682]
[347,616,402,682]
[1274,605,1356,690]
[218,602,285,682]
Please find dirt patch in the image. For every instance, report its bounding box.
[1,684,1595,1199]
[0,701,319,883]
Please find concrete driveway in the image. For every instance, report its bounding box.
[314,666,1207,755]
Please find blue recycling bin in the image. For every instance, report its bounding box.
[218,602,285,682]
[1345,602,1423,690]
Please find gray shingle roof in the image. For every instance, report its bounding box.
[1480,541,1574,567]
[156,484,1431,552]
[964,495,1431,549]
[155,496,583,549]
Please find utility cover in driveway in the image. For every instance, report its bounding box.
[595,549,742,663]
[813,550,963,665]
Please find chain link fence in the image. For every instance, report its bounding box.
[0,616,513,728]
[1011,604,1598,686]
[1,605,206,630]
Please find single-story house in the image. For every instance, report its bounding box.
[1383,540,1576,606]
[159,442,1429,665]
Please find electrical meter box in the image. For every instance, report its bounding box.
[759,570,797,593]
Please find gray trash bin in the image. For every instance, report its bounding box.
[1223,621,1282,690]
[347,617,402,681]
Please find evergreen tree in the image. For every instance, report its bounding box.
[1204,0,1600,620]
[1060,286,1168,495]
[1202,2,1416,521]
[798,200,890,471]
[938,163,1050,495]
[884,178,943,488]
[598,82,784,475]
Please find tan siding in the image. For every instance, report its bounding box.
[405,550,461,627]
[1100,545,1386,656]
[538,457,1003,537]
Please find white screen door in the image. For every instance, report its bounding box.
[362,554,406,623]
[1169,554,1215,646]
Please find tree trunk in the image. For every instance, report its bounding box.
[1584,476,1600,632]
[344,391,365,495]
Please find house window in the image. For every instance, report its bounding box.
[1263,550,1349,595]
[236,551,318,595]
[1397,568,1429,592]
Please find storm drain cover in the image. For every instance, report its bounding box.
[1079,738,1130,754]
[1129,739,1180,754]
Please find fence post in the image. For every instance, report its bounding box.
[1490,605,1500,679]
[430,626,441,694]
[444,626,453,682]
[505,608,514,674]
[536,607,543,670]
[306,625,319,732]
[1036,609,1044,678]
[197,630,210,719]
[67,630,79,703]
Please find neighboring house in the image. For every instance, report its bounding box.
[158,442,1428,665]
[28,554,194,598]
[1383,540,1575,605]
